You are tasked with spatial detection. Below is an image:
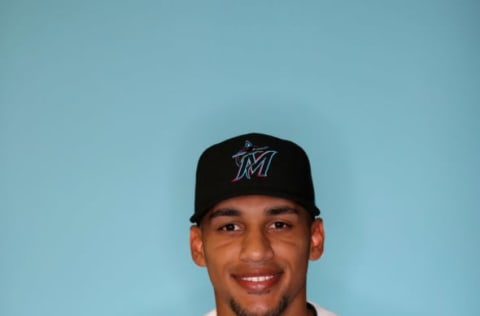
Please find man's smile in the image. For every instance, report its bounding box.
[232,271,283,293]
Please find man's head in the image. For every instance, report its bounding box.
[190,133,325,316]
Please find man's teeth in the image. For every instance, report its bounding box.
[241,275,274,282]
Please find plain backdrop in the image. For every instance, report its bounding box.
[1,1,479,315]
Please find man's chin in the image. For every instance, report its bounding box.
[229,295,288,316]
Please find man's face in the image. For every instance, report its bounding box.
[190,195,324,316]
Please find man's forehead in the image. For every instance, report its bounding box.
[212,194,299,209]
[203,195,309,219]
[207,205,300,219]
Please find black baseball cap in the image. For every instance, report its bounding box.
[190,133,321,224]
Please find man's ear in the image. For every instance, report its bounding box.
[309,218,325,261]
[190,225,206,266]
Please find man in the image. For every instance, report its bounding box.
[189,133,337,316]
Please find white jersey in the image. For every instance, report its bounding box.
[203,301,337,316]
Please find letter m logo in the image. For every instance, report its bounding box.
[232,142,278,182]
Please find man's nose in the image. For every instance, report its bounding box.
[239,228,274,262]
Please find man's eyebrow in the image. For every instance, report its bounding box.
[265,207,300,216]
[208,208,241,220]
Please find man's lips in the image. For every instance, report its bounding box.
[232,272,282,293]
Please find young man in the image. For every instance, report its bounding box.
[189,133,337,316]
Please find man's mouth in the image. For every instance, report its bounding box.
[240,275,275,282]
[232,272,282,293]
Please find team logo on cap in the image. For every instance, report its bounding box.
[231,140,278,182]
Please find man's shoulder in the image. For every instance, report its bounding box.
[310,301,338,316]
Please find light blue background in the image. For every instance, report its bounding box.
[1,1,479,315]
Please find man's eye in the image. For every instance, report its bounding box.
[270,221,290,230]
[219,223,238,231]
